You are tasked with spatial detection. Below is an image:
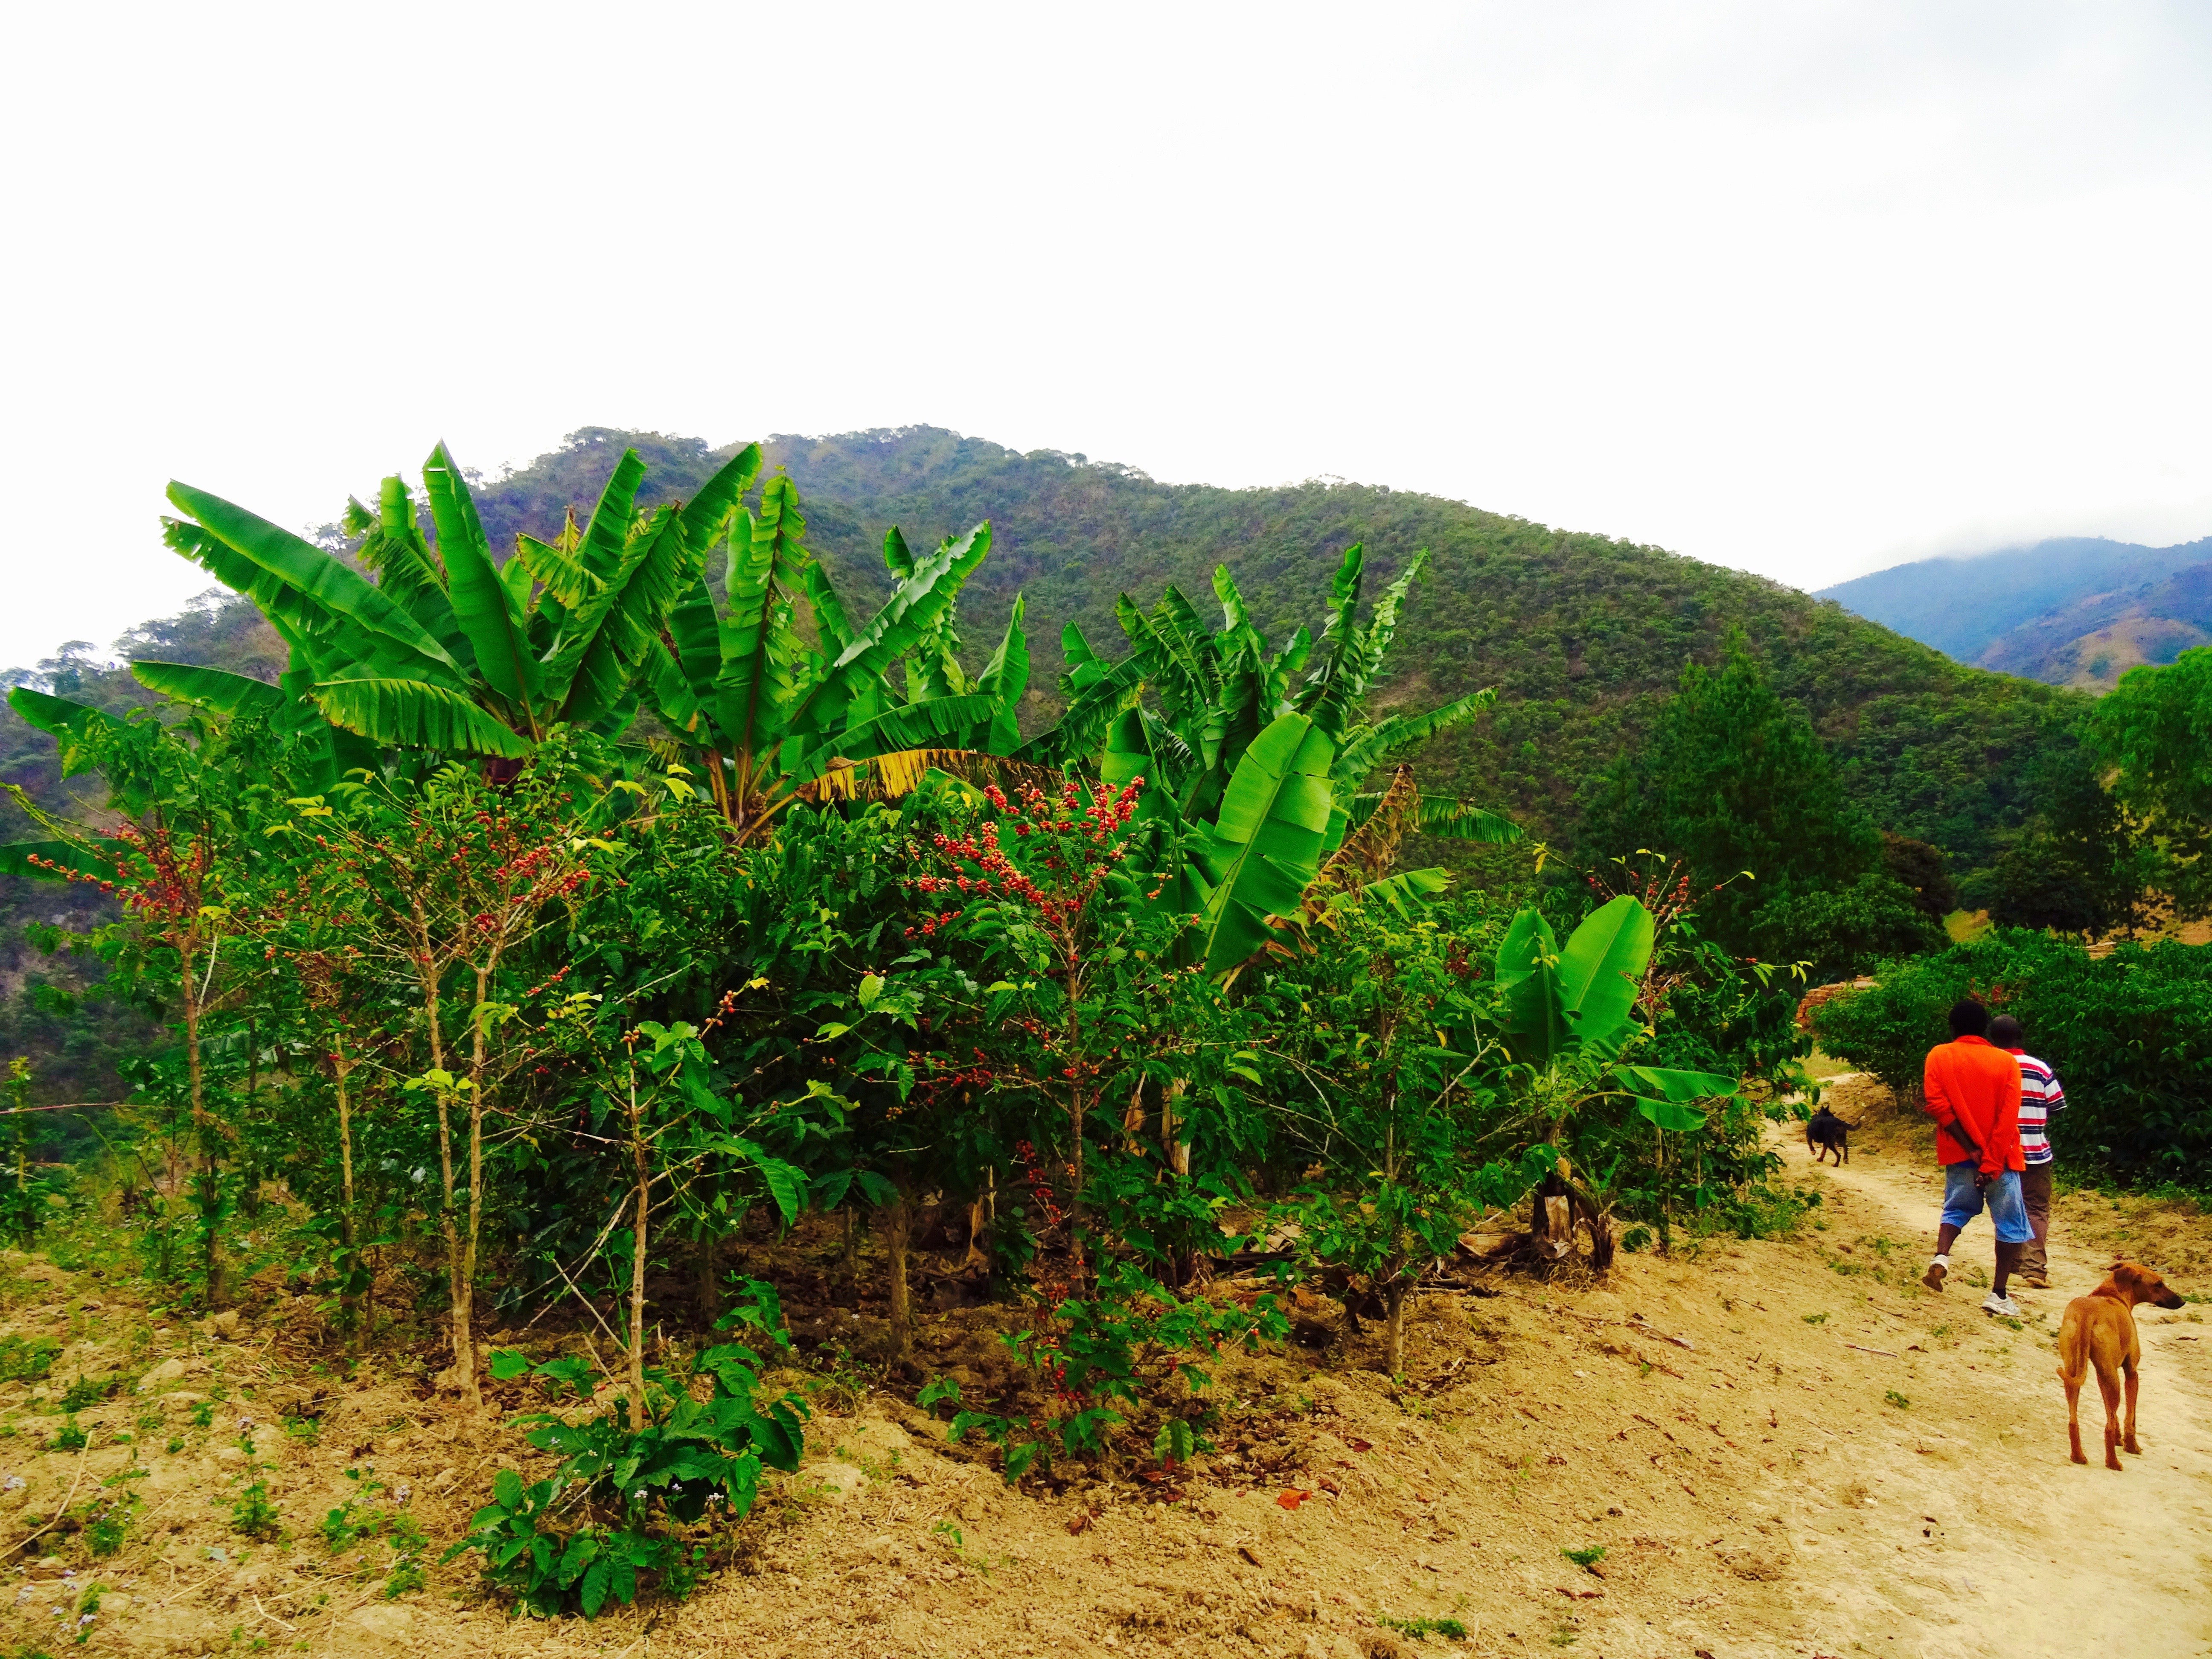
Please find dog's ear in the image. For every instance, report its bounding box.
[2111,1262,2146,1296]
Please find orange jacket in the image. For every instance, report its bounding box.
[1923,1035,2024,1175]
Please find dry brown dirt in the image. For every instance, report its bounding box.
[0,1094,2206,1659]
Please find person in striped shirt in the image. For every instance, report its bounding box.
[1988,1014,2064,1289]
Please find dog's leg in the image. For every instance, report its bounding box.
[2064,1367,2087,1465]
[2123,1360,2142,1455]
[2098,1363,2125,1470]
[1840,1137,1849,1167]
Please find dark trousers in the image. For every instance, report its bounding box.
[2020,1163,2054,1280]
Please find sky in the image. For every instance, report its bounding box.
[5,1,2210,670]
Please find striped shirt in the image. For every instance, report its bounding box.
[2004,1048,2065,1166]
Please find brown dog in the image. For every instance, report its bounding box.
[2056,1261,2188,1470]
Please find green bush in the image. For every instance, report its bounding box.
[1812,929,2212,1183]
[0,1336,59,1384]
[1752,873,1945,981]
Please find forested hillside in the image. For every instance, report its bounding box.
[457,426,2081,865]
[1,423,2089,1104]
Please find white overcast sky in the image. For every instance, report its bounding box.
[5,1,2210,669]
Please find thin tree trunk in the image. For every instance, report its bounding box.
[1064,982,1087,1263]
[182,938,224,1309]
[1163,1079,1190,1178]
[333,1035,360,1345]
[413,900,468,1403]
[628,1088,650,1432]
[456,959,500,1417]
[883,1193,913,1358]
[1384,1281,1409,1378]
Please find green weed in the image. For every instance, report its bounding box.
[1378,1614,1469,1640]
[229,1481,279,1540]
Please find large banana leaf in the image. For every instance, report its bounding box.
[1333,687,1496,783]
[514,527,597,611]
[664,571,724,719]
[1342,790,1524,845]
[544,504,693,729]
[1294,543,1365,739]
[6,687,124,780]
[573,448,647,585]
[802,560,855,658]
[128,662,288,722]
[975,594,1030,755]
[1024,622,1142,765]
[422,443,541,718]
[790,694,998,781]
[0,837,122,884]
[1601,1066,1734,1141]
[1493,907,1568,1065]
[163,517,412,681]
[1191,712,1336,975]
[785,524,992,744]
[1610,1064,1740,1133]
[1308,865,1452,923]
[715,475,811,771]
[1612,1064,1738,1102]
[678,444,763,567]
[1409,796,1523,843]
[1556,895,1653,1057]
[312,678,533,760]
[349,478,449,626]
[166,482,464,683]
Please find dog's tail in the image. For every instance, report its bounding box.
[2055,1307,2093,1388]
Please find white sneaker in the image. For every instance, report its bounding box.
[1982,1292,2021,1318]
[1921,1260,1947,1292]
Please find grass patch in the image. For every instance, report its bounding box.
[1379,1614,1469,1641]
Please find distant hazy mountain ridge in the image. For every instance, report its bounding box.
[1818,535,2212,688]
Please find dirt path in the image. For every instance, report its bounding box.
[1762,1101,2212,1657]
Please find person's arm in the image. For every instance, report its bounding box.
[1983,1068,2020,1177]
[1923,1051,1979,1162]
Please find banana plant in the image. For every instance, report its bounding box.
[142,441,760,765]
[1490,894,1741,1132]
[641,480,1031,835]
[1038,544,1518,975]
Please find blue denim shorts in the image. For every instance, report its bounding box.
[1941,1162,2033,1243]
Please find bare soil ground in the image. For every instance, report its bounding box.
[0,1093,2204,1659]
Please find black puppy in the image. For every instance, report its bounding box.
[1806,1105,1857,1165]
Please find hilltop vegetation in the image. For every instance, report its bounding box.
[454,426,2085,867]
[0,425,2108,1108]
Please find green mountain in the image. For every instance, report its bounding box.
[446,426,2083,867]
[1974,558,2212,689]
[1817,534,2212,680]
[3,424,2090,1105]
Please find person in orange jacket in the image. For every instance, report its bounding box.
[1918,998,2029,1317]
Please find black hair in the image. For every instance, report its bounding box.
[1948,998,1990,1038]
[1988,1014,2025,1047]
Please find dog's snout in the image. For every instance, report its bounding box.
[2157,1291,2188,1309]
